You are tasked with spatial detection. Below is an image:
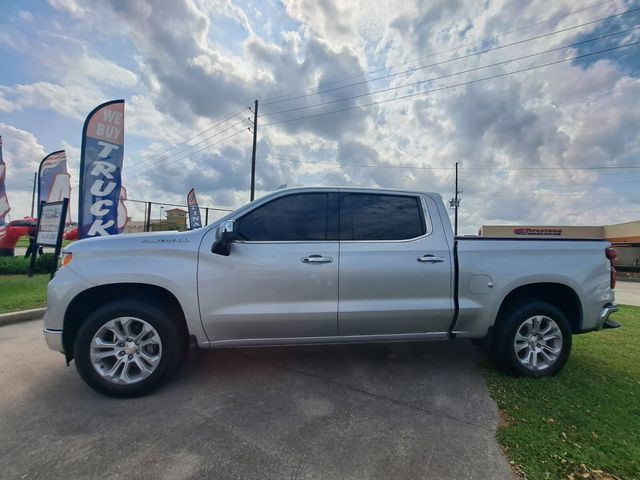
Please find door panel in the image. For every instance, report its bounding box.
[198,191,339,341]
[338,194,454,335]
[198,241,339,340]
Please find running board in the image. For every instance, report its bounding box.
[207,331,450,348]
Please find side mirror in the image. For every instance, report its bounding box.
[212,220,237,256]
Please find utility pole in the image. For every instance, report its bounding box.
[30,172,37,218]
[250,99,258,201]
[145,202,152,232]
[449,162,460,236]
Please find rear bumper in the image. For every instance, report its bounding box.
[596,303,619,331]
[44,328,64,353]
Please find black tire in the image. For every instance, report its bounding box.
[74,299,187,398]
[494,301,572,377]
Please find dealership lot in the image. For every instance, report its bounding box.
[0,319,513,479]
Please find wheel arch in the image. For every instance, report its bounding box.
[62,283,188,362]
[495,282,583,335]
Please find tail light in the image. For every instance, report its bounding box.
[605,247,617,290]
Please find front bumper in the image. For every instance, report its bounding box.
[596,303,619,331]
[44,328,64,353]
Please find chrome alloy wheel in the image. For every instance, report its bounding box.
[90,317,162,385]
[513,315,563,371]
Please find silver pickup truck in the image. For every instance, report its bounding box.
[43,187,619,397]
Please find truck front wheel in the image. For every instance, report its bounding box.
[495,301,572,377]
[73,299,186,398]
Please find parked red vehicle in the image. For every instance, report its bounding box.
[0,218,36,256]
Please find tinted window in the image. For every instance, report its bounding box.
[238,193,329,241]
[340,194,425,240]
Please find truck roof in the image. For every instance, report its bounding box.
[271,186,441,199]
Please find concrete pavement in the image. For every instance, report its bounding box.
[615,280,640,307]
[0,319,514,480]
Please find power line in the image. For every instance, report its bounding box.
[261,0,616,105]
[128,127,248,179]
[458,169,640,178]
[126,128,248,181]
[161,105,248,148]
[480,190,637,197]
[261,25,640,118]
[260,40,640,127]
[464,164,640,171]
[264,156,453,170]
[466,178,640,188]
[135,107,249,161]
[262,6,638,110]
[268,154,640,175]
[126,118,248,177]
[126,108,250,174]
[266,155,640,172]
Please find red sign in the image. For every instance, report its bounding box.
[514,228,562,236]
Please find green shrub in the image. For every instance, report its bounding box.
[0,253,57,275]
[0,256,30,274]
[36,253,57,274]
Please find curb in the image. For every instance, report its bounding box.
[0,308,46,327]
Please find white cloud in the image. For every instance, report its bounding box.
[0,0,638,231]
[0,88,18,113]
[46,0,87,18]
[0,123,46,219]
[10,82,101,120]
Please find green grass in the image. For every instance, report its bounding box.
[15,237,30,248]
[485,305,640,480]
[0,274,49,314]
[14,238,73,248]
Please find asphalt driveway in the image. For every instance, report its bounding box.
[0,319,514,480]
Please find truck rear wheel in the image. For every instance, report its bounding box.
[495,301,572,377]
[73,299,186,398]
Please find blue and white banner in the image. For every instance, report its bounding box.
[187,188,202,229]
[38,150,71,223]
[78,100,125,239]
[0,136,10,239]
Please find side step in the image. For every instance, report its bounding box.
[603,319,621,329]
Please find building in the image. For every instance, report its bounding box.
[165,208,187,230]
[480,220,640,278]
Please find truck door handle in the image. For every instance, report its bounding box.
[417,254,445,263]
[302,255,333,264]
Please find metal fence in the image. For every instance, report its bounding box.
[121,198,232,233]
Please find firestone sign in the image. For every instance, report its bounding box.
[514,227,562,236]
[78,100,125,239]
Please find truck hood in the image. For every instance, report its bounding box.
[64,228,212,255]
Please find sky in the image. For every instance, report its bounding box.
[0,0,639,234]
